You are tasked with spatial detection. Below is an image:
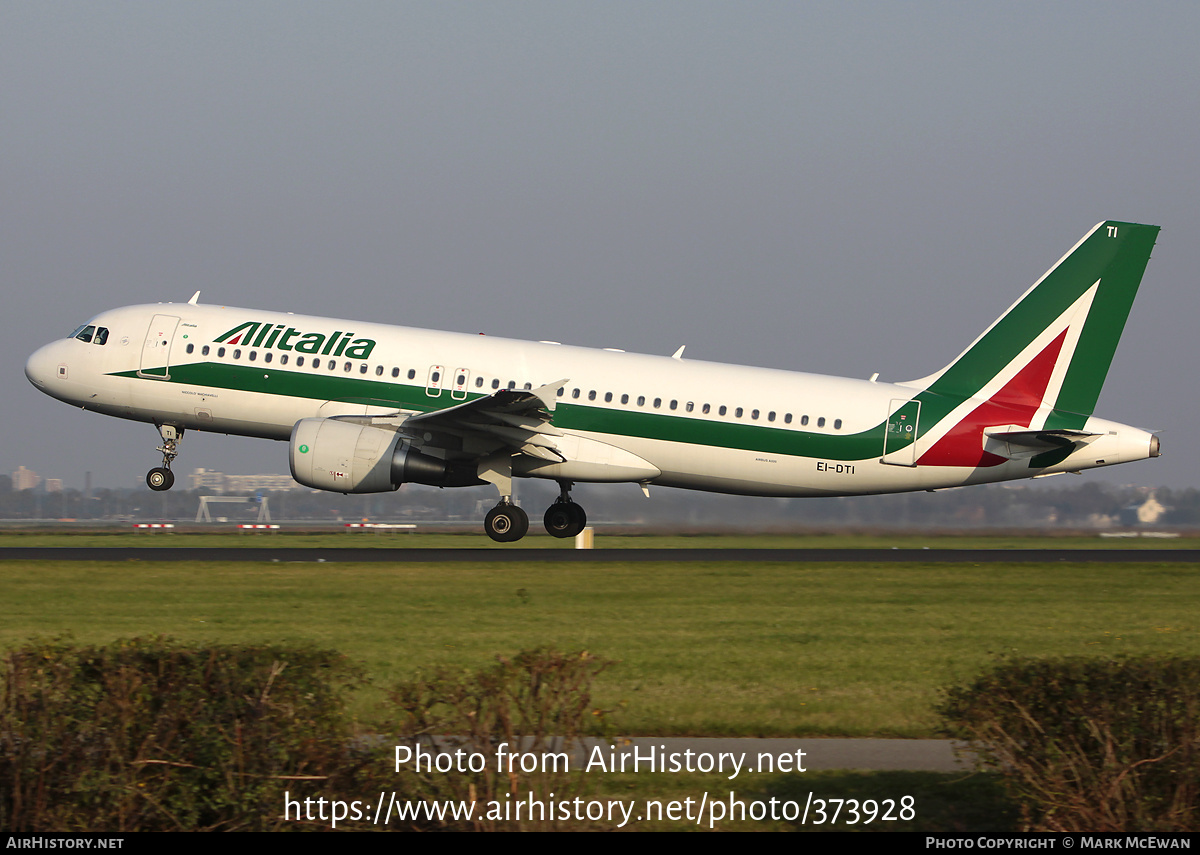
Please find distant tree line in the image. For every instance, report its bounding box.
[0,477,1195,529]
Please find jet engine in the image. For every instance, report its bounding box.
[289,417,481,493]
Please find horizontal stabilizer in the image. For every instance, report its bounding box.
[983,426,1099,460]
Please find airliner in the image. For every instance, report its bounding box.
[25,221,1161,542]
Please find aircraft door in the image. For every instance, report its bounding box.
[138,314,180,379]
[451,368,470,400]
[425,365,444,397]
[881,398,921,466]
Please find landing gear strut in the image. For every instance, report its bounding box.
[543,482,586,538]
[146,424,183,492]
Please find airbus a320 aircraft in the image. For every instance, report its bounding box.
[26,221,1161,542]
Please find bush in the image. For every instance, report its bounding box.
[940,657,1200,832]
[0,637,363,831]
[388,647,614,831]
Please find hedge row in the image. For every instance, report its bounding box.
[0,638,609,831]
[941,656,1200,832]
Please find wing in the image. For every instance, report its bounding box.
[398,378,569,463]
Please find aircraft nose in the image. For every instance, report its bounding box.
[25,341,63,390]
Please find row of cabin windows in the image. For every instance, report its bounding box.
[185,343,842,430]
[189,342,421,378]
[558,387,842,429]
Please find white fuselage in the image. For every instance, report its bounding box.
[25,301,1157,498]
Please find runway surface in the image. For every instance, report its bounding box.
[2,547,1198,562]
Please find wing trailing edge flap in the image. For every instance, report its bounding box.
[398,378,570,462]
[982,425,1100,460]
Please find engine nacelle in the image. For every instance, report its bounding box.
[289,418,481,493]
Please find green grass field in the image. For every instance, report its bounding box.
[2,542,1195,737]
[4,532,1195,831]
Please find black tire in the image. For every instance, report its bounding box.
[543,501,586,538]
[484,504,529,543]
[146,467,174,491]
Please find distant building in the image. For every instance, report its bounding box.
[44,479,63,493]
[189,468,298,492]
[1120,492,1167,526]
[12,467,41,491]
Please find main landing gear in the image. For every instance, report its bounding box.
[481,481,588,544]
[477,456,588,544]
[483,500,529,543]
[146,424,183,492]
[543,483,587,539]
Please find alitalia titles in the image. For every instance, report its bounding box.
[214,321,377,360]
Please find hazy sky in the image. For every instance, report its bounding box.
[5,3,1198,495]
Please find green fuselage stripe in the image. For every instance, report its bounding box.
[114,362,896,461]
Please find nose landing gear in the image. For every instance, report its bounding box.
[146,424,183,492]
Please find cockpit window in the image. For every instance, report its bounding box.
[70,324,109,345]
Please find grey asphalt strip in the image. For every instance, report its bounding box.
[1,547,1198,562]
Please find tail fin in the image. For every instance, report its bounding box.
[908,221,1159,432]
